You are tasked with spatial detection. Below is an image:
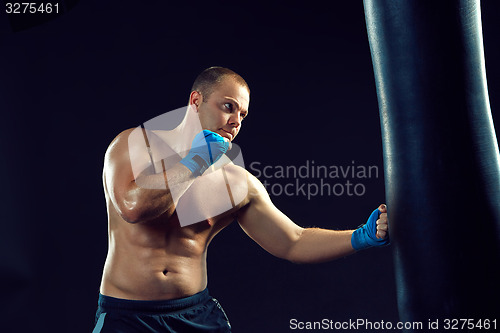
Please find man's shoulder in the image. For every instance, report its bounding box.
[217,163,255,183]
[219,164,267,201]
[105,127,170,160]
[106,128,136,154]
[104,127,151,173]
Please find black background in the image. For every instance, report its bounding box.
[0,1,498,332]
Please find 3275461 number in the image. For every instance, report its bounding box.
[443,319,497,330]
[5,2,59,14]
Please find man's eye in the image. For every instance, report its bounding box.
[224,103,233,111]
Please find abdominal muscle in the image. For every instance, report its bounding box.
[99,202,234,301]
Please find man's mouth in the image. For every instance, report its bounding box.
[220,129,233,141]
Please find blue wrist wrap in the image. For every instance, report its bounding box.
[180,130,229,176]
[351,208,390,251]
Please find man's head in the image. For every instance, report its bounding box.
[189,67,250,142]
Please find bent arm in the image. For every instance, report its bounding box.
[237,174,356,264]
[104,129,196,223]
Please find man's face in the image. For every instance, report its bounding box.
[195,78,250,142]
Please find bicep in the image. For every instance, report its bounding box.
[237,175,303,260]
[104,128,153,219]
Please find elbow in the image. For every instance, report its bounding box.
[285,253,309,265]
[122,211,141,224]
[119,199,143,223]
[283,228,308,264]
[119,197,173,223]
[287,257,306,265]
[121,212,141,224]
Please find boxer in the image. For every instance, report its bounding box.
[93,67,389,332]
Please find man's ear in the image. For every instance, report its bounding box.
[189,91,202,111]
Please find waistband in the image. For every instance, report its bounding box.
[98,289,210,314]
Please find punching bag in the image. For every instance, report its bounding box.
[364,0,500,329]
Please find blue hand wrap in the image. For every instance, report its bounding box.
[351,208,390,250]
[179,130,229,176]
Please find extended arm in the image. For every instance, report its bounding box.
[237,174,388,264]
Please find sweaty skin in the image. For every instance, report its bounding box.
[99,78,389,301]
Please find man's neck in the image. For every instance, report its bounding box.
[146,105,201,158]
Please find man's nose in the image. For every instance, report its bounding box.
[228,113,241,127]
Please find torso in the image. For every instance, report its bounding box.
[100,130,250,300]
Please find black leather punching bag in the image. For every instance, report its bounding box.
[364,0,500,329]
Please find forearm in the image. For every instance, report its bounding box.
[287,228,355,264]
[127,163,195,222]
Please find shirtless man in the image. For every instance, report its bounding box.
[93,67,389,332]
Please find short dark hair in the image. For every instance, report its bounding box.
[191,66,249,101]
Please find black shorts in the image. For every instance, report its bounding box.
[92,289,231,332]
